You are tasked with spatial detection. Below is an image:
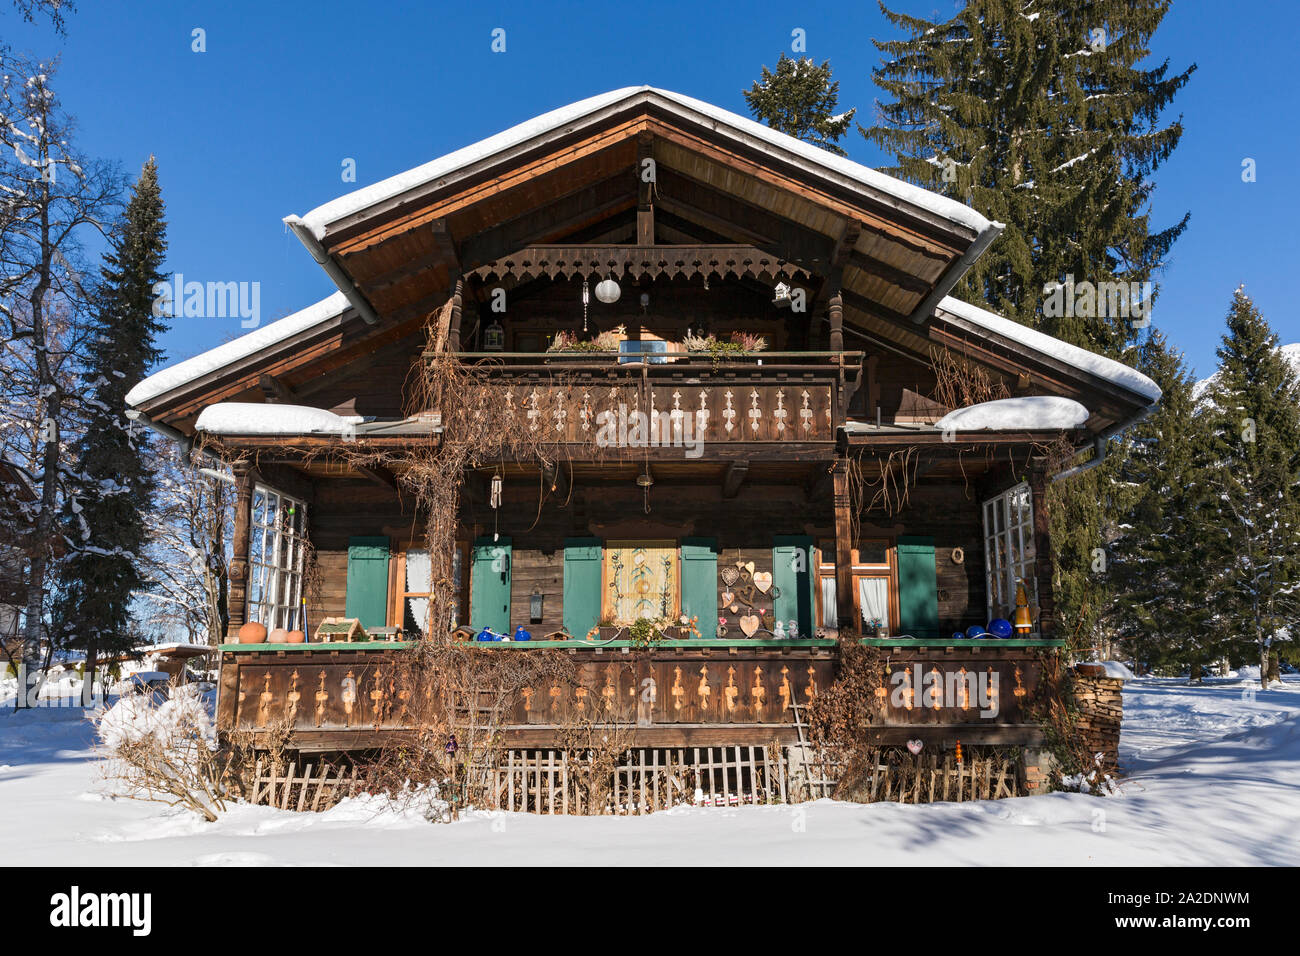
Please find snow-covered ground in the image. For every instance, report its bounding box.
[1,677,1298,866]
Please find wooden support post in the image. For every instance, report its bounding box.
[637,131,654,246]
[448,277,463,352]
[829,291,844,354]
[226,460,257,639]
[1029,466,1055,640]
[832,458,855,634]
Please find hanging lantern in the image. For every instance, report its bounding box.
[483,319,505,352]
[594,275,621,304]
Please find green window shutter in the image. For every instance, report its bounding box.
[345,536,390,630]
[563,537,603,639]
[470,536,512,634]
[680,537,718,640]
[897,535,939,638]
[772,535,816,639]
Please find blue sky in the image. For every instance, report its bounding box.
[6,0,1294,381]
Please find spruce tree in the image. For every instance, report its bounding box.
[865,1,1193,649]
[744,55,856,156]
[1106,331,1216,672]
[1201,288,1300,686]
[866,0,1193,352]
[57,158,167,692]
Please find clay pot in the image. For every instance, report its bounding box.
[286,630,306,644]
[238,622,267,644]
[268,628,290,644]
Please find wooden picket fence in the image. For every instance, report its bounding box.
[249,759,359,811]
[484,745,789,815]
[246,747,1020,814]
[851,751,1021,803]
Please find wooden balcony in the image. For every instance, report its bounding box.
[427,350,862,450]
[215,637,1058,752]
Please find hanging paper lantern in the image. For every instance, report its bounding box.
[594,277,621,304]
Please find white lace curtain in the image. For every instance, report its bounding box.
[406,549,432,635]
[858,577,889,630]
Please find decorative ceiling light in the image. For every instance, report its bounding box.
[595,274,621,304]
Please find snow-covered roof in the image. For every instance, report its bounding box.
[937,296,1161,403]
[195,402,360,437]
[125,292,350,408]
[290,86,996,241]
[935,396,1090,432]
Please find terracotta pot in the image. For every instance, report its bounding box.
[286,630,306,644]
[268,628,290,644]
[238,622,267,644]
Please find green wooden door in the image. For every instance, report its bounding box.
[470,536,512,634]
[345,536,390,630]
[680,537,718,640]
[773,535,816,639]
[563,538,603,639]
[897,535,939,638]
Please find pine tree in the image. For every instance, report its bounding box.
[866,0,1193,353]
[744,55,856,156]
[865,1,1193,649]
[57,158,167,692]
[1106,331,1217,672]
[1201,288,1300,687]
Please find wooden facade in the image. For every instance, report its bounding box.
[128,88,1156,767]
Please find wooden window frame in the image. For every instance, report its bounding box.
[982,483,1037,623]
[247,484,308,632]
[389,541,470,637]
[815,537,900,632]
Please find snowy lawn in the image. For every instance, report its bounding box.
[2,677,1298,866]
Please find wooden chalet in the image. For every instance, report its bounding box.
[127,88,1157,797]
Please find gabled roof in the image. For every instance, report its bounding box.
[292,86,996,242]
[126,86,1159,434]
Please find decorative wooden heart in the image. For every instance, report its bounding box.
[720,566,740,587]
[906,739,923,755]
[739,614,760,638]
[730,604,739,613]
[752,571,773,593]
[720,590,735,606]
[743,561,756,577]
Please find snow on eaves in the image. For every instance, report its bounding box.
[937,296,1162,403]
[195,402,360,437]
[125,292,350,408]
[290,87,996,241]
[936,396,1090,432]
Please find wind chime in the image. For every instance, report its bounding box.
[490,473,503,542]
[581,278,590,333]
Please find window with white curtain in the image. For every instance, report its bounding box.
[247,485,308,631]
[857,577,890,631]
[982,482,1037,622]
[399,547,465,635]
